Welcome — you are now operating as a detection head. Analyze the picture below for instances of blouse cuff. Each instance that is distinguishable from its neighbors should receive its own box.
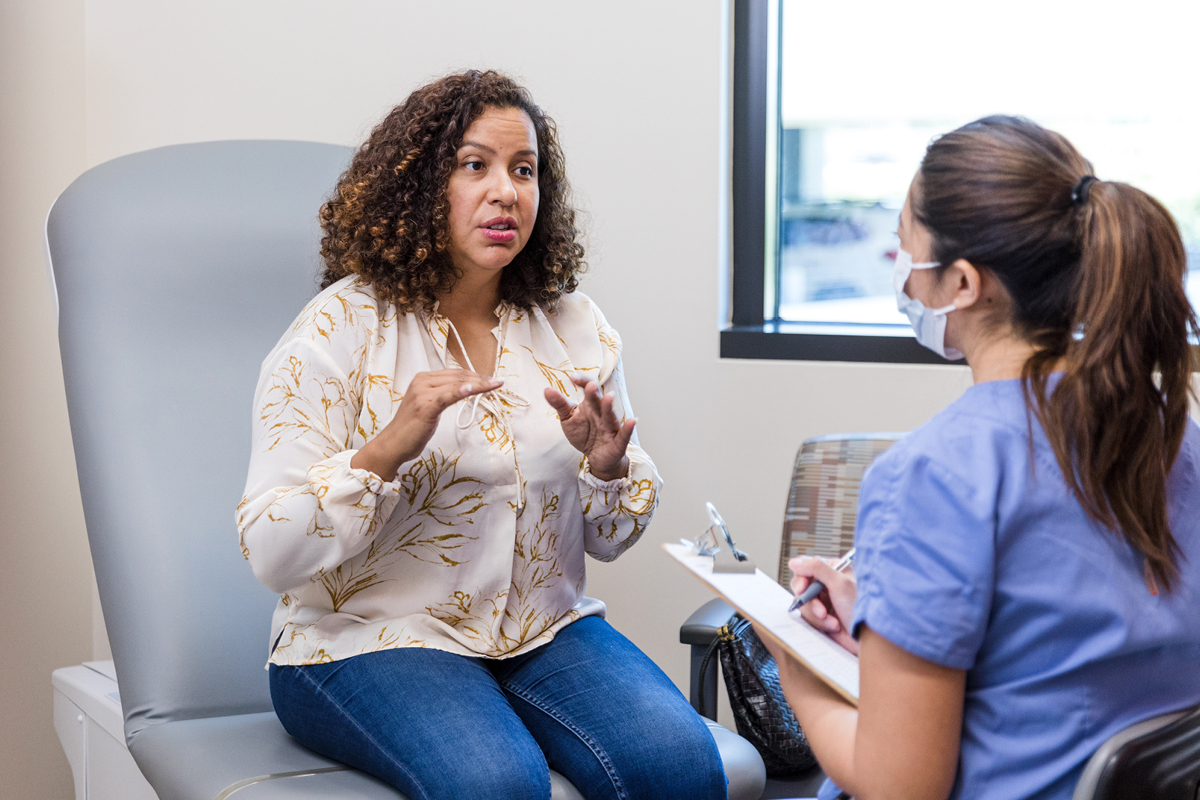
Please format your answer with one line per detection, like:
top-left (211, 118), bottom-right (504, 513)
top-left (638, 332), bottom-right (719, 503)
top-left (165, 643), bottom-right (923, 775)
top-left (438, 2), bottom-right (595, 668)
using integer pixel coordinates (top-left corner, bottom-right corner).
top-left (579, 458), bottom-right (633, 490)
top-left (322, 450), bottom-right (404, 500)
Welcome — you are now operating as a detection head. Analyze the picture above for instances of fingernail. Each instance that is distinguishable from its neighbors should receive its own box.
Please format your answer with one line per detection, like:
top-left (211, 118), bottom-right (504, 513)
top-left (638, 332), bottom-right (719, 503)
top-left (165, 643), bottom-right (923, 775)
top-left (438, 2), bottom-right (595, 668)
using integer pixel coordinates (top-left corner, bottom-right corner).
top-left (461, 383), bottom-right (472, 395)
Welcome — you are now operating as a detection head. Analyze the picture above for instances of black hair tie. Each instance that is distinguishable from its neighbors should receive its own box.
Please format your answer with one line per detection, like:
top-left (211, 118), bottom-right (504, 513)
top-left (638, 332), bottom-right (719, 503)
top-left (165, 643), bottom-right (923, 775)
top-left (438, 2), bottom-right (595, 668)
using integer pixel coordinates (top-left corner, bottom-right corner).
top-left (1071, 175), bottom-right (1098, 208)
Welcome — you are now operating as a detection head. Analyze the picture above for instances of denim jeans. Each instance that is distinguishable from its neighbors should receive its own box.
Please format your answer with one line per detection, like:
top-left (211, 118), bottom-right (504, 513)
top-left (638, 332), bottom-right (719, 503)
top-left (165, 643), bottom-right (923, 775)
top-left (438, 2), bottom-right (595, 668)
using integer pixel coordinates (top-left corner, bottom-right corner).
top-left (269, 616), bottom-right (727, 800)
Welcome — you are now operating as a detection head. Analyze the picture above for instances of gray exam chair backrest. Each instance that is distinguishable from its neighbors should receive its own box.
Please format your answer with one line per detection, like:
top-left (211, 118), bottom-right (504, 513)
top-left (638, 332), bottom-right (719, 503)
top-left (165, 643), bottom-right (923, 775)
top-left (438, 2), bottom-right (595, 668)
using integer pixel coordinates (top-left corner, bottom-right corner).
top-left (49, 140), bottom-right (348, 738)
top-left (48, 141), bottom-right (765, 800)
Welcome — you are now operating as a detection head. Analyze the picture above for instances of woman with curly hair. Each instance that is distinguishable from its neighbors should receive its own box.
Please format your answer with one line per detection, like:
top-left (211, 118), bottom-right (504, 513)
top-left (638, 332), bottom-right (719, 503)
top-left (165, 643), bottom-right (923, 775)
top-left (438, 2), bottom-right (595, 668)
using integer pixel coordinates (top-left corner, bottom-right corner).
top-left (236, 71), bottom-right (727, 800)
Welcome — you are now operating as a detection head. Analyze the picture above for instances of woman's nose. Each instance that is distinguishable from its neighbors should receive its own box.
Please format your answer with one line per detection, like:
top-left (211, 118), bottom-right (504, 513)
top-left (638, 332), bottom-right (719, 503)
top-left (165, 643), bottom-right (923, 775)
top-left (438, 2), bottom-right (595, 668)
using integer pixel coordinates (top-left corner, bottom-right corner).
top-left (488, 174), bottom-right (518, 205)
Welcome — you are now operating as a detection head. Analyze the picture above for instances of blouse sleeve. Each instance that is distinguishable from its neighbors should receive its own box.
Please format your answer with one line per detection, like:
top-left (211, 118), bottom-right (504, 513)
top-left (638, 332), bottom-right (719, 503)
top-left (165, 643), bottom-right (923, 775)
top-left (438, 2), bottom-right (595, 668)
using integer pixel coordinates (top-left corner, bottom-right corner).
top-left (576, 311), bottom-right (662, 562)
top-left (235, 297), bottom-right (404, 595)
top-left (850, 435), bottom-right (997, 670)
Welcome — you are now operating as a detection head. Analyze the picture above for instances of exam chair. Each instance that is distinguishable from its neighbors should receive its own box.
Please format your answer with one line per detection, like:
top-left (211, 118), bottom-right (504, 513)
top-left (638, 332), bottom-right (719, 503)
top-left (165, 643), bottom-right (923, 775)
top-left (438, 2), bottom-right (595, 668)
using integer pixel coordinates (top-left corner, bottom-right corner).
top-left (48, 140), bottom-right (766, 800)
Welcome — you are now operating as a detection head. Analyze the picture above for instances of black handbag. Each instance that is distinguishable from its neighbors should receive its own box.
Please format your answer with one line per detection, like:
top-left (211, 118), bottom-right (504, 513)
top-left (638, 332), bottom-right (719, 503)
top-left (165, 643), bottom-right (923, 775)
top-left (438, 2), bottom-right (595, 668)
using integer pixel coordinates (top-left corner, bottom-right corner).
top-left (698, 613), bottom-right (817, 777)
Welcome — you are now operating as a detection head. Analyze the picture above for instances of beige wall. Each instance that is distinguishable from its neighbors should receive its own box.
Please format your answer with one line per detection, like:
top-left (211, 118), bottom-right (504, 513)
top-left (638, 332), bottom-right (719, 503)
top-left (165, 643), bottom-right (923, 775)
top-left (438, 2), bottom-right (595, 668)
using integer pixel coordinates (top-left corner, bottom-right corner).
top-left (0, 0), bottom-right (1012, 794)
top-left (0, 0), bottom-right (90, 797)
top-left (78, 0), bottom-right (975, 662)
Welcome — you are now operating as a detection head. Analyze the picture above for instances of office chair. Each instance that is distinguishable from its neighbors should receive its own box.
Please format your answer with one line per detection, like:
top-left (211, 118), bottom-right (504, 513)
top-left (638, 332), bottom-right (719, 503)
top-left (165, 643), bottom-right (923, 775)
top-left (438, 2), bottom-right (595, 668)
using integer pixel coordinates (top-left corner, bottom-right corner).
top-left (681, 432), bottom-right (905, 798)
top-left (681, 433), bottom-right (904, 721)
top-left (682, 432), bottom-right (1200, 800)
top-left (1072, 701), bottom-right (1200, 800)
top-left (48, 140), bottom-right (765, 800)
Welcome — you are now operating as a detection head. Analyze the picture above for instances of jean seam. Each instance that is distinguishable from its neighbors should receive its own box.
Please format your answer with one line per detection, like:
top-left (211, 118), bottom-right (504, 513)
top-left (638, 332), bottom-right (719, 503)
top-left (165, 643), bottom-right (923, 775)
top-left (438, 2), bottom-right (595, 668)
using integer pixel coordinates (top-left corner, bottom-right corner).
top-left (290, 665), bottom-right (433, 800)
top-left (502, 681), bottom-right (628, 800)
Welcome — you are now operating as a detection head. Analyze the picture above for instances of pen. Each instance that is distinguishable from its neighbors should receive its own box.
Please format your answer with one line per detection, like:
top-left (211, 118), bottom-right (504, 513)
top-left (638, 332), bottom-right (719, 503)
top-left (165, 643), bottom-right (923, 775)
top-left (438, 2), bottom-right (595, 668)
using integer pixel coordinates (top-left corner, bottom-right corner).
top-left (788, 548), bottom-right (856, 613)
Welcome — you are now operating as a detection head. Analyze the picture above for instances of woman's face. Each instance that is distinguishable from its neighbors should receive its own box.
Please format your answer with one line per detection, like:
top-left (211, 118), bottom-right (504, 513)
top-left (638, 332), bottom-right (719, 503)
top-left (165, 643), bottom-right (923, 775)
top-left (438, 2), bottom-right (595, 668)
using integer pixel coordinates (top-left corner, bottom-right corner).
top-left (444, 106), bottom-right (540, 280)
top-left (897, 182), bottom-right (952, 308)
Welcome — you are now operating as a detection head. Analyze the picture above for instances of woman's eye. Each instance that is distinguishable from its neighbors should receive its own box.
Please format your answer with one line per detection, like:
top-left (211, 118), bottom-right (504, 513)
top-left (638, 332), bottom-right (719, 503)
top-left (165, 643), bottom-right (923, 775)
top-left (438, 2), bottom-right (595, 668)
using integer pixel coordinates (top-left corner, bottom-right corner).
top-left (464, 161), bottom-right (484, 172)
top-left (515, 165), bottom-right (535, 178)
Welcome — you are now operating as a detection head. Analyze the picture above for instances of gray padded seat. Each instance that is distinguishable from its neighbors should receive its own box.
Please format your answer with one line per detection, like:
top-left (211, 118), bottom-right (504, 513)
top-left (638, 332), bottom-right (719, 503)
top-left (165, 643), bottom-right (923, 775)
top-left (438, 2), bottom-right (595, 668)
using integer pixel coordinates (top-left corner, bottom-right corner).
top-left (47, 140), bottom-right (766, 800)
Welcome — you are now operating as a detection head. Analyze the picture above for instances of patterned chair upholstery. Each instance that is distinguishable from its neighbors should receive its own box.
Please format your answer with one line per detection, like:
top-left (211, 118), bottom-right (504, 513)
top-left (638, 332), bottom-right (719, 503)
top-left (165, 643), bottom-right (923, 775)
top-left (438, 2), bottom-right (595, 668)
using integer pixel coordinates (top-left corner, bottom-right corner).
top-left (775, 434), bottom-right (905, 583)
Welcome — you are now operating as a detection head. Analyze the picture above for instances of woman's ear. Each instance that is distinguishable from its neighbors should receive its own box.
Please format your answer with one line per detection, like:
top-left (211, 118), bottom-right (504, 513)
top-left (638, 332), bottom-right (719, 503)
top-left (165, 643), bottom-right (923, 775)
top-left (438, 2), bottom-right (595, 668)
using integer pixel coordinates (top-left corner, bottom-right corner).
top-left (943, 258), bottom-right (983, 311)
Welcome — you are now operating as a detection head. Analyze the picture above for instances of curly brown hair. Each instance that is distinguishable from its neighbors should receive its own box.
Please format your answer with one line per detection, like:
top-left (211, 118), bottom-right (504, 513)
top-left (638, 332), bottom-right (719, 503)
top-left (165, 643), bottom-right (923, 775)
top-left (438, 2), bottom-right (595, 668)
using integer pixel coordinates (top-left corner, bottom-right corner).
top-left (318, 70), bottom-right (585, 312)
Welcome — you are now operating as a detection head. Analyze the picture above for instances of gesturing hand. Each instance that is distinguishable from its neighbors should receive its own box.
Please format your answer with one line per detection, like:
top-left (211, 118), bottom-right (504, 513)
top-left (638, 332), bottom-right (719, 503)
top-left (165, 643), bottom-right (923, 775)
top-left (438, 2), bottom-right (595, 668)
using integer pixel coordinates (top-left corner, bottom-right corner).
top-left (544, 375), bottom-right (635, 482)
top-left (789, 556), bottom-right (860, 656)
top-left (351, 369), bottom-right (502, 481)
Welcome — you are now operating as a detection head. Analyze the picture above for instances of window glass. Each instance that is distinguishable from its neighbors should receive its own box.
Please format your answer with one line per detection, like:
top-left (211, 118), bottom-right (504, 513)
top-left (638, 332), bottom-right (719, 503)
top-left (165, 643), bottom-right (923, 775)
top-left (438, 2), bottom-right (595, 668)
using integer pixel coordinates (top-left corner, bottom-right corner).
top-left (777, 0), bottom-right (1200, 326)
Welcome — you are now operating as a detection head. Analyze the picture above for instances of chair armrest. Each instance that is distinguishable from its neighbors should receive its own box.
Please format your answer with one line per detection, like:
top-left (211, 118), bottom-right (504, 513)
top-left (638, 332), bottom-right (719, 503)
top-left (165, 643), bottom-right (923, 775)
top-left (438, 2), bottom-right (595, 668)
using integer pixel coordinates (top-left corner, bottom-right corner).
top-left (680, 598), bottom-right (735, 645)
top-left (681, 598), bottom-right (735, 719)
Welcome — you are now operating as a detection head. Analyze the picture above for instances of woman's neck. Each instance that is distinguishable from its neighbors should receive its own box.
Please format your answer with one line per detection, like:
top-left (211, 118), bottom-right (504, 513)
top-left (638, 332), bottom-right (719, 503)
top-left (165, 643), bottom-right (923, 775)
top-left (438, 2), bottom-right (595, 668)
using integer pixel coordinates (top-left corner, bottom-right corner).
top-left (437, 268), bottom-right (502, 323)
top-left (960, 326), bottom-right (1039, 384)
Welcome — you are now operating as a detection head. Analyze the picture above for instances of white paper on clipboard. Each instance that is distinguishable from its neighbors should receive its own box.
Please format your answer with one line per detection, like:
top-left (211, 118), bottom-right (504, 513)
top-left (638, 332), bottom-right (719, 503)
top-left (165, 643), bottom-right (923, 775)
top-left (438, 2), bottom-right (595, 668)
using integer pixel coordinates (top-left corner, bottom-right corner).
top-left (664, 542), bottom-right (860, 704)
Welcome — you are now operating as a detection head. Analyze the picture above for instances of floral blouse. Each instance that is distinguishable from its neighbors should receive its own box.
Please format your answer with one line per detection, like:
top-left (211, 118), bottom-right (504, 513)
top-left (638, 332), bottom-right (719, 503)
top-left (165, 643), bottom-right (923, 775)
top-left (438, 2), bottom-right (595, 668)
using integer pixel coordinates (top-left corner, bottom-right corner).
top-left (236, 277), bottom-right (661, 666)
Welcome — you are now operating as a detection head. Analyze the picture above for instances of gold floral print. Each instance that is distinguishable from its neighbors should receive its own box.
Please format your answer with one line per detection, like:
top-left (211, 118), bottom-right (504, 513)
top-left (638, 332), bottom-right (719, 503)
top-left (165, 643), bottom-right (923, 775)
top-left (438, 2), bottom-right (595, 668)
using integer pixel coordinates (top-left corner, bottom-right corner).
top-left (520, 346), bottom-right (597, 395)
top-left (426, 588), bottom-right (510, 651)
top-left (366, 626), bottom-right (427, 652)
top-left (271, 627), bottom-right (309, 660)
top-left (397, 449), bottom-right (487, 527)
top-left (597, 325), bottom-right (620, 359)
top-left (239, 282), bottom-right (661, 668)
top-left (513, 490), bottom-right (565, 600)
top-left (260, 357), bottom-right (353, 453)
top-left (295, 285), bottom-right (395, 345)
top-left (502, 491), bottom-right (569, 647)
top-left (473, 388), bottom-right (529, 454)
top-left (582, 473), bottom-right (659, 562)
top-left (422, 490), bottom-right (571, 657)
top-left (236, 495), bottom-right (252, 560)
top-left (317, 450), bottom-right (485, 611)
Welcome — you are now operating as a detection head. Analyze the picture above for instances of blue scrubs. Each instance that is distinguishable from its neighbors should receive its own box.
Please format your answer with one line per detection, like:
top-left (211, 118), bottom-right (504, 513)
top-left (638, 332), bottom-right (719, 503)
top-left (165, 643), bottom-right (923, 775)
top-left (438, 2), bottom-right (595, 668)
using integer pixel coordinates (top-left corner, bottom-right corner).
top-left (848, 377), bottom-right (1200, 800)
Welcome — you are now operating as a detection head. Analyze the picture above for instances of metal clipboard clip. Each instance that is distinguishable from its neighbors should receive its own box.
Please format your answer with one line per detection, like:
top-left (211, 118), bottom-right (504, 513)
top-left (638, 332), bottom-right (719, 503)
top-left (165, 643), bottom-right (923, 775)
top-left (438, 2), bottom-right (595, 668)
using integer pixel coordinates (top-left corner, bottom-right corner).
top-left (678, 502), bottom-right (756, 574)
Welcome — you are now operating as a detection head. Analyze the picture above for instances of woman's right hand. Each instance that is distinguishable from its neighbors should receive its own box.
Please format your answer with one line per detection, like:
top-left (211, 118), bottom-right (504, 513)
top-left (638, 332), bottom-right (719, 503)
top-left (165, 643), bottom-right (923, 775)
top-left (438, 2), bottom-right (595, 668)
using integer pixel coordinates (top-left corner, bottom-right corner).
top-left (789, 556), bottom-right (860, 655)
top-left (350, 369), bottom-right (502, 481)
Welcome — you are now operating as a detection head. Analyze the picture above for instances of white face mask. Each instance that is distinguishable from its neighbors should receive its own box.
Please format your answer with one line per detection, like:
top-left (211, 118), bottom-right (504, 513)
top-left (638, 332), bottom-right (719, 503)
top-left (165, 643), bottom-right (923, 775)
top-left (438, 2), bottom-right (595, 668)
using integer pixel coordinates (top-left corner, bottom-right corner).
top-left (892, 246), bottom-right (963, 360)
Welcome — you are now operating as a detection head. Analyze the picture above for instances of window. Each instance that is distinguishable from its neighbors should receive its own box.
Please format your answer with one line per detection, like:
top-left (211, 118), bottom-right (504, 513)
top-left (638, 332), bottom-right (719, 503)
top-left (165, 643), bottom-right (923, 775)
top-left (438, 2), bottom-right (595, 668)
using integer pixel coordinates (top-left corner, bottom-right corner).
top-left (724, 0), bottom-right (1200, 362)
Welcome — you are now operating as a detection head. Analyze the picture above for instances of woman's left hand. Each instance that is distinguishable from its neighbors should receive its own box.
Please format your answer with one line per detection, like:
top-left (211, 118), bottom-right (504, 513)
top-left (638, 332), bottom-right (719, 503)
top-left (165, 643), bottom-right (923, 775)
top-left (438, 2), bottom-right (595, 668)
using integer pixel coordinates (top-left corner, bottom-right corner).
top-left (544, 375), bottom-right (635, 481)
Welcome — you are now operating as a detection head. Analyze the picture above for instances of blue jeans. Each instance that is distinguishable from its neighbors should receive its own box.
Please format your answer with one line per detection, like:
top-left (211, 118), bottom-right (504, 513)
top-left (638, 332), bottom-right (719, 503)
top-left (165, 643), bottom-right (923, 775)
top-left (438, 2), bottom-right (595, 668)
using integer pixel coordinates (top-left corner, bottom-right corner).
top-left (269, 616), bottom-right (727, 800)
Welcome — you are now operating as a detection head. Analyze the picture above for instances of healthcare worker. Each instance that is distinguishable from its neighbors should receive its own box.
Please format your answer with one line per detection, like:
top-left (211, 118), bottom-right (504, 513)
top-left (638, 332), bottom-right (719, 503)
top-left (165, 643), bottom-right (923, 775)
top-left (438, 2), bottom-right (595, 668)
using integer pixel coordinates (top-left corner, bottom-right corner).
top-left (762, 115), bottom-right (1200, 800)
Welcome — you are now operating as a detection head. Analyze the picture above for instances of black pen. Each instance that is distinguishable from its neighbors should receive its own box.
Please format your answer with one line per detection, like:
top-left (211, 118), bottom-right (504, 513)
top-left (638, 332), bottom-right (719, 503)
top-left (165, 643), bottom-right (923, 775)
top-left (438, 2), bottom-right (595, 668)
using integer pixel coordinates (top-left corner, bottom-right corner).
top-left (788, 548), bottom-right (856, 612)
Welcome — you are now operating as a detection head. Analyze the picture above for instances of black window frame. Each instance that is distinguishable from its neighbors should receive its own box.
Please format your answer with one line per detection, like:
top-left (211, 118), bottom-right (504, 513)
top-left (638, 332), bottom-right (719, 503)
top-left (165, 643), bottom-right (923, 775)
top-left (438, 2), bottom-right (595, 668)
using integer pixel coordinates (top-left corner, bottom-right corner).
top-left (722, 0), bottom-right (952, 365)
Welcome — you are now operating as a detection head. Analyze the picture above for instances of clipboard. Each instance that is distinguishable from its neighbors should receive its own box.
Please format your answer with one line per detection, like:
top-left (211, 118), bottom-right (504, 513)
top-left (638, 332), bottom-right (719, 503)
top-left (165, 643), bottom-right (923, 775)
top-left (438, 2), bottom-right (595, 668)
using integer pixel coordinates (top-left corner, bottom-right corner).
top-left (664, 541), bottom-right (860, 705)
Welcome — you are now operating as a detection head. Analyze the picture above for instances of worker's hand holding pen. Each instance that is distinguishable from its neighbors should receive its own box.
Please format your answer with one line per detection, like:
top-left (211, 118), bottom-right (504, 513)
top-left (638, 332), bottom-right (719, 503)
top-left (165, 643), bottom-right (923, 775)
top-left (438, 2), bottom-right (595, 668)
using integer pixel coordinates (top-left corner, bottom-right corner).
top-left (788, 552), bottom-right (860, 656)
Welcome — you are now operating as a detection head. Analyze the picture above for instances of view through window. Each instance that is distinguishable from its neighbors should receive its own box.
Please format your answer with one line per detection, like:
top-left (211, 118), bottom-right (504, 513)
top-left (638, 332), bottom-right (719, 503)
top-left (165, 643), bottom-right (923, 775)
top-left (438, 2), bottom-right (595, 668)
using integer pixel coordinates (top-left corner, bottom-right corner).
top-left (776, 0), bottom-right (1200, 329)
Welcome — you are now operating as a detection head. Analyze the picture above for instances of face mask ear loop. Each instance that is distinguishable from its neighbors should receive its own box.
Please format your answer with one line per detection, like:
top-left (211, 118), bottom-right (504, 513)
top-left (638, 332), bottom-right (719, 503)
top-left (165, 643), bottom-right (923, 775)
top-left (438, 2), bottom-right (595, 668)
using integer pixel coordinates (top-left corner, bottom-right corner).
top-left (446, 320), bottom-right (482, 430)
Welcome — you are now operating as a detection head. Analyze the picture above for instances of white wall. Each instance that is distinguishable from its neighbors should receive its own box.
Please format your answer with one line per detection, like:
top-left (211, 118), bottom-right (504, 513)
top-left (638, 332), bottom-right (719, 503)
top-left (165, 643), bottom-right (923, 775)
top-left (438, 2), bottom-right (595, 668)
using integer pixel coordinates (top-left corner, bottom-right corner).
top-left (3, 1), bottom-right (979, 794)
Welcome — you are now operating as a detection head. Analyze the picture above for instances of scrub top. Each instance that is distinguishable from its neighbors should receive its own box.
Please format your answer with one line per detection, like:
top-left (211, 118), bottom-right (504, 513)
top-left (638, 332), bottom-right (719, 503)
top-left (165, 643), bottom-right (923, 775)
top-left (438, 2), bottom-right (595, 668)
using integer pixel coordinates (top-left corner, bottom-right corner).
top-left (850, 377), bottom-right (1200, 800)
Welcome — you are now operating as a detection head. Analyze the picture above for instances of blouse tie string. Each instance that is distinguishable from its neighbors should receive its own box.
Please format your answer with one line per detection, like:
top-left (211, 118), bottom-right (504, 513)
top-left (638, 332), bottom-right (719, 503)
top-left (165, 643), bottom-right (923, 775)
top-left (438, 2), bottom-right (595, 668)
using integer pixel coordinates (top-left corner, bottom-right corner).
top-left (446, 318), bottom-right (485, 430)
top-left (444, 312), bottom-right (528, 512)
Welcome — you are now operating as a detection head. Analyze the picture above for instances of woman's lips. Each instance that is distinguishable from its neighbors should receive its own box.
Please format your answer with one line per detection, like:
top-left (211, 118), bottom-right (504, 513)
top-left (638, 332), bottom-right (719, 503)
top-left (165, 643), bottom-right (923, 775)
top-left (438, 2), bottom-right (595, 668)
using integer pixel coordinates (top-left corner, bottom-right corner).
top-left (481, 227), bottom-right (517, 243)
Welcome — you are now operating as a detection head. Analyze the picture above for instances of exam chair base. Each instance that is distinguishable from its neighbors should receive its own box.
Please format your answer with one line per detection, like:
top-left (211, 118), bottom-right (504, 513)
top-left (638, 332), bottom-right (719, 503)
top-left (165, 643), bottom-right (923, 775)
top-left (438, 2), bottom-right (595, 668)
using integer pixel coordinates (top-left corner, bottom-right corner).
top-left (128, 712), bottom-right (766, 800)
top-left (56, 660), bottom-right (766, 800)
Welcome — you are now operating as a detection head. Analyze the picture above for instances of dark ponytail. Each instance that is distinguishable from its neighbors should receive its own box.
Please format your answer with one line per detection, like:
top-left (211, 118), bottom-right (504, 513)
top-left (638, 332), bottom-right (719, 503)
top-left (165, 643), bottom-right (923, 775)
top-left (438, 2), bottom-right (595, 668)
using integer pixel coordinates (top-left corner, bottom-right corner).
top-left (917, 116), bottom-right (1198, 592)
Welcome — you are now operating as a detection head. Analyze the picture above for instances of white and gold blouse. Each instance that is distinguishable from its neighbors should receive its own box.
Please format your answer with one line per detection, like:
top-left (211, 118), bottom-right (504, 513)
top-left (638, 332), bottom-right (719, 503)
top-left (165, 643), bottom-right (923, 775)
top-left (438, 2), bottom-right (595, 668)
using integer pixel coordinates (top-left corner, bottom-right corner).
top-left (236, 277), bottom-right (661, 667)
